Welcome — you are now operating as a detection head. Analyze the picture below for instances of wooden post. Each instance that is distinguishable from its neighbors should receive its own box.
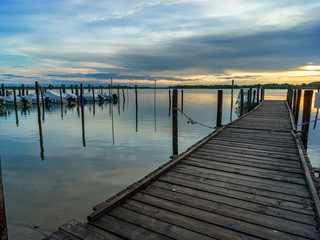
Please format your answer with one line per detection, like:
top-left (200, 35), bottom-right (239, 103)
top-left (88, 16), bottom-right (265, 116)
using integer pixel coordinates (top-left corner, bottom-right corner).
top-left (216, 90), bottom-right (223, 127)
top-left (88, 84), bottom-right (91, 92)
top-left (172, 89), bottom-right (178, 157)
top-left (122, 88), bottom-right (125, 102)
top-left (13, 87), bottom-right (17, 105)
top-left (240, 89), bottom-right (244, 116)
top-left (18, 88), bottom-right (21, 96)
top-left (108, 84), bottom-right (111, 98)
top-left (169, 90), bottom-right (171, 116)
top-left (92, 86), bottom-right (95, 103)
top-left (40, 87), bottom-right (45, 105)
top-left (257, 88), bottom-right (260, 104)
top-left (75, 85), bottom-right (79, 103)
top-left (253, 90), bottom-right (256, 107)
top-left (1, 84), bottom-right (4, 97)
top-left (247, 89), bottom-right (251, 111)
top-left (135, 85), bottom-right (138, 132)
top-left (287, 86), bottom-right (292, 109)
top-left (181, 89), bottom-right (184, 110)
top-left (62, 84), bottom-right (66, 93)
top-left (292, 89), bottom-right (297, 114)
top-left (0, 158), bottom-right (8, 240)
top-left (21, 84), bottom-right (25, 96)
top-left (261, 88), bottom-right (264, 101)
top-left (80, 84), bottom-right (83, 105)
top-left (35, 82), bottom-right (41, 110)
top-left (301, 90), bottom-right (313, 149)
top-left (59, 88), bottom-right (63, 104)
top-left (48, 84), bottom-right (52, 90)
top-left (26, 89), bottom-right (29, 95)
top-left (230, 79), bottom-right (234, 109)
top-left (71, 85), bottom-right (74, 94)
top-left (294, 89), bottom-right (302, 126)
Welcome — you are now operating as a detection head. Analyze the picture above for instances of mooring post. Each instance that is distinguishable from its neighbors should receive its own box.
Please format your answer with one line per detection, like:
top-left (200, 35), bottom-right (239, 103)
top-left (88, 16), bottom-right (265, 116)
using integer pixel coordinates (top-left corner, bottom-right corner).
top-left (135, 85), bottom-right (138, 132)
top-left (122, 88), bottom-right (125, 102)
top-left (92, 86), bottom-right (95, 103)
top-left (21, 84), bottom-right (25, 96)
top-left (18, 88), bottom-right (21, 96)
top-left (88, 84), bottom-right (91, 92)
top-left (48, 84), bottom-right (52, 90)
top-left (261, 88), bottom-right (265, 101)
top-left (0, 158), bottom-right (8, 240)
top-left (26, 89), bottom-right (29, 95)
top-left (181, 89), bottom-right (184, 111)
top-left (1, 84), bottom-right (4, 97)
top-left (216, 90), bottom-right (223, 127)
top-left (292, 89), bottom-right (297, 114)
top-left (80, 83), bottom-right (83, 106)
top-left (301, 90), bottom-right (313, 149)
top-left (108, 84), bottom-right (111, 98)
top-left (75, 85), bottom-right (79, 104)
top-left (253, 90), bottom-right (256, 108)
top-left (35, 82), bottom-right (42, 125)
top-left (247, 89), bottom-right (251, 111)
top-left (240, 89), bottom-right (244, 116)
top-left (59, 87), bottom-right (63, 105)
top-left (71, 85), bottom-right (74, 94)
top-left (62, 84), bottom-right (66, 93)
top-left (172, 89), bottom-right (178, 157)
top-left (294, 89), bottom-right (302, 126)
top-left (13, 87), bottom-right (17, 105)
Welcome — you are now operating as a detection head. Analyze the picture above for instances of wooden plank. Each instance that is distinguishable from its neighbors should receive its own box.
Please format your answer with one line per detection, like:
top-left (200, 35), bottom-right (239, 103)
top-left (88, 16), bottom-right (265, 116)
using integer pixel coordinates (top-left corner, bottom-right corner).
top-left (164, 171), bottom-right (310, 205)
top-left (191, 152), bottom-right (303, 172)
top-left (131, 193), bottom-right (309, 240)
top-left (182, 159), bottom-right (307, 185)
top-left (107, 207), bottom-right (215, 240)
top-left (188, 157), bottom-right (304, 178)
top-left (59, 219), bottom-right (124, 240)
top-left (122, 199), bottom-right (258, 240)
top-left (92, 215), bottom-right (172, 240)
top-left (175, 165), bottom-right (309, 191)
top-left (152, 179), bottom-right (314, 221)
top-left (141, 186), bottom-right (320, 239)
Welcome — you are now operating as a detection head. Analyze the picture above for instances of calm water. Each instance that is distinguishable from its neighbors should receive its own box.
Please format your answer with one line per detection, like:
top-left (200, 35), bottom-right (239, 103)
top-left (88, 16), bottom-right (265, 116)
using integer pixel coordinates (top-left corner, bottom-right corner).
top-left (0, 89), bottom-right (319, 234)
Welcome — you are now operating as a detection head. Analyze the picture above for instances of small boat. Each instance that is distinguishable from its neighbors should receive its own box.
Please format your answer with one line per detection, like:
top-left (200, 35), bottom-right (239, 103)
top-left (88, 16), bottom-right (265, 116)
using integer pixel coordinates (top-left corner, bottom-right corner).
top-left (2, 95), bottom-right (22, 105)
top-left (21, 93), bottom-right (38, 104)
top-left (44, 90), bottom-right (65, 103)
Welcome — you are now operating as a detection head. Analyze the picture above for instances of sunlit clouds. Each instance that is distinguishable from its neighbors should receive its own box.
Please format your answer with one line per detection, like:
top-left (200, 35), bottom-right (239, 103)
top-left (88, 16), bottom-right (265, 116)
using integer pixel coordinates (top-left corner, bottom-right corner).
top-left (0, 0), bottom-right (319, 86)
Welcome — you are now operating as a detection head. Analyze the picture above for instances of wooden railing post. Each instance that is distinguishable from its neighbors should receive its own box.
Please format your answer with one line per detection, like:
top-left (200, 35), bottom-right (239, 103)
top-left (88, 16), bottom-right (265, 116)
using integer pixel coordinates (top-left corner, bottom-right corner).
top-left (292, 89), bottom-right (297, 114)
top-left (172, 89), bottom-right (178, 157)
top-left (1, 84), bottom-right (4, 97)
top-left (216, 90), bottom-right (223, 127)
top-left (294, 89), bottom-right (302, 126)
top-left (0, 158), bottom-right (8, 240)
top-left (257, 89), bottom-right (260, 104)
top-left (301, 90), bottom-right (313, 149)
top-left (240, 89), bottom-right (244, 116)
top-left (253, 90), bottom-right (256, 107)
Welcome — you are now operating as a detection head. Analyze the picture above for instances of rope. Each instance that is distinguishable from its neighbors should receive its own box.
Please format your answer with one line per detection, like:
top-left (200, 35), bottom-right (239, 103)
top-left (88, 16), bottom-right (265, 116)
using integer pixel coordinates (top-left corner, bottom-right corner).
top-left (175, 108), bottom-right (217, 129)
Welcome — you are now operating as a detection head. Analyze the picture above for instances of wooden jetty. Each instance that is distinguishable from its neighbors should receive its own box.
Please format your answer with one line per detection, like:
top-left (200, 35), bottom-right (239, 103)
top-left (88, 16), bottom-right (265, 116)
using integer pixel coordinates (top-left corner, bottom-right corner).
top-left (44, 100), bottom-right (320, 240)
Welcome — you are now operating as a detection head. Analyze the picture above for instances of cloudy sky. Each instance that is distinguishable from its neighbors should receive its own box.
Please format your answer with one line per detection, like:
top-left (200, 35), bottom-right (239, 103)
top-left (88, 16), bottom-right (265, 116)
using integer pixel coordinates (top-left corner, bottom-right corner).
top-left (1, 0), bottom-right (320, 86)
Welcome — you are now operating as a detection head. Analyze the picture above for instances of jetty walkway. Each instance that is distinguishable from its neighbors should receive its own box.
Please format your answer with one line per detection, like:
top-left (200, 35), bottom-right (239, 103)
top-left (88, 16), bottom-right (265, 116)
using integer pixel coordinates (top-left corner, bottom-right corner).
top-left (44, 100), bottom-right (320, 240)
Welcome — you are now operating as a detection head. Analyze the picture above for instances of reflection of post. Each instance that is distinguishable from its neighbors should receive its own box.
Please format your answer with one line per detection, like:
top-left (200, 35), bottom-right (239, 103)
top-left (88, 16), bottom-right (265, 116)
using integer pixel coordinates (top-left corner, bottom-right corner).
top-left (294, 89), bottom-right (302, 126)
top-left (135, 85), bottom-right (138, 132)
top-left (301, 90), bottom-right (313, 150)
top-left (40, 86), bottom-right (45, 121)
top-left (80, 83), bottom-right (86, 147)
top-left (216, 90), bottom-right (223, 127)
top-left (240, 89), bottom-right (244, 116)
top-left (13, 87), bottom-right (19, 126)
top-left (0, 158), bottom-right (8, 240)
top-left (172, 89), bottom-right (178, 157)
top-left (122, 88), bottom-right (125, 102)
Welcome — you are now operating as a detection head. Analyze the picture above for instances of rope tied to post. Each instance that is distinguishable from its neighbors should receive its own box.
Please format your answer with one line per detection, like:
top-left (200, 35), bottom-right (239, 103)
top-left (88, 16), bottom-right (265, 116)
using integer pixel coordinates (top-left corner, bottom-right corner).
top-left (174, 107), bottom-right (217, 129)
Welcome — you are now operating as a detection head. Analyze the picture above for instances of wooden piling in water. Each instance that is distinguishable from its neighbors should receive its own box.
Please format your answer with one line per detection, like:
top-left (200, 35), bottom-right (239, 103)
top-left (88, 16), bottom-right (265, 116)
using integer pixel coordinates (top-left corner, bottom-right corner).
top-left (59, 88), bottom-right (63, 105)
top-left (13, 87), bottom-right (17, 105)
top-left (301, 90), bottom-right (313, 149)
top-left (292, 89), bottom-right (297, 114)
top-left (26, 89), bottom-right (29, 95)
top-left (1, 84), bottom-right (4, 97)
top-left (253, 90), bottom-right (256, 107)
top-left (181, 89), bottom-right (184, 110)
top-left (40, 87), bottom-right (45, 105)
top-left (216, 90), bottom-right (223, 127)
top-left (22, 84), bottom-right (25, 96)
top-left (62, 84), bottom-right (66, 93)
top-left (240, 89), bottom-right (244, 116)
top-left (92, 86), bottom-right (95, 103)
top-left (122, 88), bottom-right (125, 102)
top-left (135, 85), bottom-right (138, 132)
top-left (0, 158), bottom-right (8, 240)
top-left (294, 89), bottom-right (302, 126)
top-left (18, 88), bottom-right (21, 96)
top-left (71, 85), bottom-right (74, 94)
top-left (75, 85), bottom-right (79, 103)
top-left (257, 88), bottom-right (260, 104)
top-left (108, 84), bottom-right (111, 98)
top-left (80, 84), bottom-right (83, 106)
top-left (117, 85), bottom-right (120, 99)
top-left (247, 89), bottom-right (251, 111)
top-left (172, 89), bottom-right (178, 157)
top-left (88, 84), bottom-right (91, 92)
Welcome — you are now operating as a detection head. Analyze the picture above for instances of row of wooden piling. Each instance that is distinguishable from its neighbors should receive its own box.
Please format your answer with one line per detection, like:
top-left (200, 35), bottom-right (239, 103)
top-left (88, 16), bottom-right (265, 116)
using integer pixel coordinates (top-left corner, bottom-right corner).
top-left (286, 87), bottom-right (317, 149)
top-left (170, 88), bottom-right (265, 156)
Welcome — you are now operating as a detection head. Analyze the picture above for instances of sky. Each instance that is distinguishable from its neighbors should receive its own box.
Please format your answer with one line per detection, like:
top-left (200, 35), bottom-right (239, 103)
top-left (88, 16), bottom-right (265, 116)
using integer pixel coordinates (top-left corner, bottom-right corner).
top-left (0, 0), bottom-right (320, 86)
